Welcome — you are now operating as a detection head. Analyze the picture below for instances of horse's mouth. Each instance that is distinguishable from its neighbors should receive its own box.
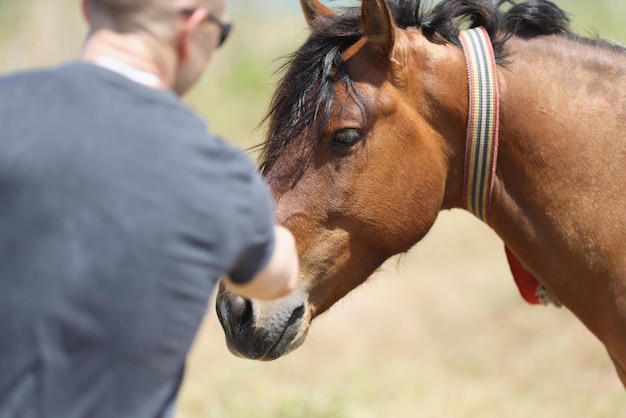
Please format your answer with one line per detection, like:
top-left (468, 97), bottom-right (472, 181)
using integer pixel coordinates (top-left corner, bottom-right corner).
top-left (216, 292), bottom-right (311, 361)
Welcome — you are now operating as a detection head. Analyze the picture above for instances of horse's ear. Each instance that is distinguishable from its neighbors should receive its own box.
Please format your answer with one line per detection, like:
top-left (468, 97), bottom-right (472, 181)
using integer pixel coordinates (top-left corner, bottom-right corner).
top-left (362, 0), bottom-right (396, 62)
top-left (300, 0), bottom-right (336, 27)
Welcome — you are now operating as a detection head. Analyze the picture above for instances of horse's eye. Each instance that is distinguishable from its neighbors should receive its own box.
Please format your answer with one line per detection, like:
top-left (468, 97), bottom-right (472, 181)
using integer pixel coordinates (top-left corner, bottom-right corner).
top-left (331, 129), bottom-right (363, 147)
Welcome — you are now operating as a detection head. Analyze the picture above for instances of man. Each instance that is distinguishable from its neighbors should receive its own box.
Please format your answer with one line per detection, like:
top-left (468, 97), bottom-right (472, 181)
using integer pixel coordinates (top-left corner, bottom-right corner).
top-left (0, 0), bottom-right (299, 417)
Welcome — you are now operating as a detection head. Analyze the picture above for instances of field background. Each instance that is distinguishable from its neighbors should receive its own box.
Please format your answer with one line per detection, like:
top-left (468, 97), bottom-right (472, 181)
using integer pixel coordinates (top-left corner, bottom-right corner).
top-left (1, 0), bottom-right (624, 416)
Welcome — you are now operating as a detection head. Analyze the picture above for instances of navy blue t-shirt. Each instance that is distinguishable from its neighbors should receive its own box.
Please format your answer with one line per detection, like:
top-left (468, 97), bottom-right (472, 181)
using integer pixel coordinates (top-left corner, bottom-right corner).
top-left (0, 63), bottom-right (275, 418)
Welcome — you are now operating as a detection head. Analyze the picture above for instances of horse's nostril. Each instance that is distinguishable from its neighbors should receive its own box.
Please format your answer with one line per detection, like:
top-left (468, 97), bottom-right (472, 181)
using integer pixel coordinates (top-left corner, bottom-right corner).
top-left (225, 295), bottom-right (254, 330)
top-left (228, 294), bottom-right (248, 318)
top-left (216, 294), bottom-right (255, 334)
top-left (239, 299), bottom-right (254, 329)
top-left (287, 304), bottom-right (305, 327)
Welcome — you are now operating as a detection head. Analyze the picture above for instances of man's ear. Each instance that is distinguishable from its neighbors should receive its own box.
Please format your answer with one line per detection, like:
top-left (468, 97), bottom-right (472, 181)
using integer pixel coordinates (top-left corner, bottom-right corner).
top-left (178, 8), bottom-right (208, 61)
top-left (82, 0), bottom-right (91, 22)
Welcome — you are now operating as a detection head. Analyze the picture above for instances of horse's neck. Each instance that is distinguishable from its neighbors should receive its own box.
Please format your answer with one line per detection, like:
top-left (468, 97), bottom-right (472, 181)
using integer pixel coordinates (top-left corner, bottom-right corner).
top-left (488, 35), bottom-right (626, 313)
top-left (499, 36), bottom-right (626, 140)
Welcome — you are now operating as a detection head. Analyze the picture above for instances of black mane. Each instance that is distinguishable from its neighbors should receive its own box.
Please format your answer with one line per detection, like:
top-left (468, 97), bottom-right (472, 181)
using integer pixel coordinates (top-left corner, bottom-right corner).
top-left (259, 0), bottom-right (616, 172)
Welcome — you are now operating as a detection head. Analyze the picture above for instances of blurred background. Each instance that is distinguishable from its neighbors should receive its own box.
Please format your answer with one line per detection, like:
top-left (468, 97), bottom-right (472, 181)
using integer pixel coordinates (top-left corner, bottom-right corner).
top-left (0, 0), bottom-right (624, 416)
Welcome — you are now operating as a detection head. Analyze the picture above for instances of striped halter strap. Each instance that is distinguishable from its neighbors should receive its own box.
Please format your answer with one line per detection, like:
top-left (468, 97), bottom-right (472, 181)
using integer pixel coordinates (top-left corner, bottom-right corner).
top-left (459, 27), bottom-right (500, 223)
top-left (458, 29), bottom-right (559, 306)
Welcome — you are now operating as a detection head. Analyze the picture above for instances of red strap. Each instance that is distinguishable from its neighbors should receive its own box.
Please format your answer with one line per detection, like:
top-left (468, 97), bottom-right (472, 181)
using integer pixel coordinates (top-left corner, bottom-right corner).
top-left (505, 246), bottom-right (542, 304)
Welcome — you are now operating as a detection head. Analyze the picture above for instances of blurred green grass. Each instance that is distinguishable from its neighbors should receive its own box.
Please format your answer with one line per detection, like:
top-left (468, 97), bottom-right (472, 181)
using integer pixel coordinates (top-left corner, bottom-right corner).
top-left (0, 1), bottom-right (624, 417)
top-left (185, 16), bottom-right (307, 149)
top-left (1, 0), bottom-right (624, 151)
top-left (0, 1), bottom-right (308, 150)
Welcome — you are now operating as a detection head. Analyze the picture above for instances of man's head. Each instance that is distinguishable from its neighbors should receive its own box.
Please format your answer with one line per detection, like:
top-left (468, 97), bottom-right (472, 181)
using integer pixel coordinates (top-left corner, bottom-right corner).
top-left (82, 0), bottom-right (230, 95)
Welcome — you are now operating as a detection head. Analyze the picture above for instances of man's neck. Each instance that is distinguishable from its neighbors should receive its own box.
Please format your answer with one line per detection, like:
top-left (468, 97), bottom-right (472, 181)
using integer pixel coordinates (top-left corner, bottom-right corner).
top-left (80, 29), bottom-right (174, 90)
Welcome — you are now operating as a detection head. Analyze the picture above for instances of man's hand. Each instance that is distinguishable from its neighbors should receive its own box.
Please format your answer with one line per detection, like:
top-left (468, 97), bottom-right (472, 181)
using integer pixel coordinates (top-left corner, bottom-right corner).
top-left (222, 225), bottom-right (299, 300)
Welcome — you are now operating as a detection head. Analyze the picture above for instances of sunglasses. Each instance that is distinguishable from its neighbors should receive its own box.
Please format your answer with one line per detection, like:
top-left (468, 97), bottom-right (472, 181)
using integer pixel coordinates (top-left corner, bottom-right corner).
top-left (181, 9), bottom-right (232, 48)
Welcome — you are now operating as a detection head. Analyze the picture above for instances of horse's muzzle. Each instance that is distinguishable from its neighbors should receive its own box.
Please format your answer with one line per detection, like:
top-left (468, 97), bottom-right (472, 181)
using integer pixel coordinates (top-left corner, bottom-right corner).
top-left (215, 288), bottom-right (310, 361)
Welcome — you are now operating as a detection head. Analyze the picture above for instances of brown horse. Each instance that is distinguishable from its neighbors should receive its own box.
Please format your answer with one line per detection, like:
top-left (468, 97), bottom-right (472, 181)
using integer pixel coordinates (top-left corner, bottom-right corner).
top-left (216, 0), bottom-right (626, 384)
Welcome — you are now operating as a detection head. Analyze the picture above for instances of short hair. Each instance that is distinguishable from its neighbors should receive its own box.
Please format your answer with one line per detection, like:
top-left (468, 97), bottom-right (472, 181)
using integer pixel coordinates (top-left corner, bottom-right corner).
top-left (89, 0), bottom-right (153, 18)
top-left (87, 0), bottom-right (185, 33)
top-left (88, 0), bottom-right (215, 16)
top-left (86, 0), bottom-right (217, 39)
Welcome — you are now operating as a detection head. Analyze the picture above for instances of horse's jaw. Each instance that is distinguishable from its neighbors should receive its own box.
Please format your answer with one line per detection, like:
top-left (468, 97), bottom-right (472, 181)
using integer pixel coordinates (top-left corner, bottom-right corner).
top-left (216, 286), bottom-right (312, 361)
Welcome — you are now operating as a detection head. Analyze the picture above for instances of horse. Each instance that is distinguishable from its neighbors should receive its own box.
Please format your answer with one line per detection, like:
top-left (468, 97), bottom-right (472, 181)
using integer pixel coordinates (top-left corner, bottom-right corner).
top-left (216, 0), bottom-right (626, 385)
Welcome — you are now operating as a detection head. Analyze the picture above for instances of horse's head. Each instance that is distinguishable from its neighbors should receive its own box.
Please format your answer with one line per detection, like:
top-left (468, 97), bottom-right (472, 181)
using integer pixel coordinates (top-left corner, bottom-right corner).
top-left (217, 0), bottom-right (470, 360)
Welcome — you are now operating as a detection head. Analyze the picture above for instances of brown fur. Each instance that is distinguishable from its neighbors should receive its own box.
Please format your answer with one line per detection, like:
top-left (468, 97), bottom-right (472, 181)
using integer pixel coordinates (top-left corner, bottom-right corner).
top-left (217, 0), bottom-right (626, 384)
